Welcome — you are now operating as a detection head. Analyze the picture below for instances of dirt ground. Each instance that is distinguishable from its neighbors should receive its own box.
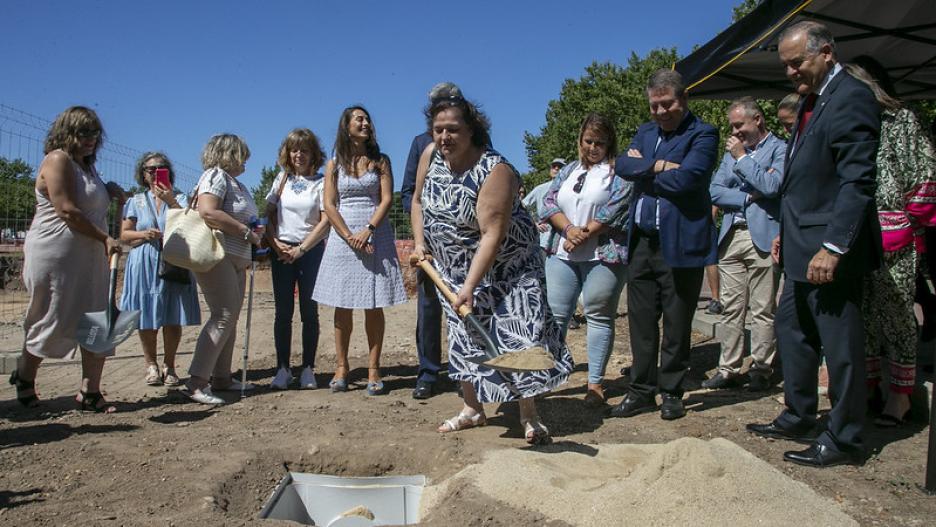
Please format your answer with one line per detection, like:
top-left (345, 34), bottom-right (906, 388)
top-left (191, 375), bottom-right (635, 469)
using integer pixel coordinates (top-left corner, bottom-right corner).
top-left (1, 267), bottom-right (935, 526)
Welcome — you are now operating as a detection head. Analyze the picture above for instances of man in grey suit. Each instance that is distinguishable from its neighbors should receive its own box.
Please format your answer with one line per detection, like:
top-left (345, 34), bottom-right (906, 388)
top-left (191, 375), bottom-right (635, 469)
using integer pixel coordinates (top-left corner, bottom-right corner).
top-left (706, 97), bottom-right (785, 392)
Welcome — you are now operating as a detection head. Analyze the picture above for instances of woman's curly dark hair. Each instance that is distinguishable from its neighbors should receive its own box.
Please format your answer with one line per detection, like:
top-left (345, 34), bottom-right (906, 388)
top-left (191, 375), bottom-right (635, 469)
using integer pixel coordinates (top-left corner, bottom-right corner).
top-left (425, 96), bottom-right (491, 148)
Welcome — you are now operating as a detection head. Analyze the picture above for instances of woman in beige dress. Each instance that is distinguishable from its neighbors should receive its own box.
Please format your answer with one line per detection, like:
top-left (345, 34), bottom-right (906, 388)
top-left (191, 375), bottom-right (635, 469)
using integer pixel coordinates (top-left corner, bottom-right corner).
top-left (9, 106), bottom-right (126, 413)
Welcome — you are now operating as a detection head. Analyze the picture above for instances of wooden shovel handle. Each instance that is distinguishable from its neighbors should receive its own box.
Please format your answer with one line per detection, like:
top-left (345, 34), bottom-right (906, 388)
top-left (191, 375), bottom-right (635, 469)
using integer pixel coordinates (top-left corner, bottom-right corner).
top-left (409, 254), bottom-right (472, 318)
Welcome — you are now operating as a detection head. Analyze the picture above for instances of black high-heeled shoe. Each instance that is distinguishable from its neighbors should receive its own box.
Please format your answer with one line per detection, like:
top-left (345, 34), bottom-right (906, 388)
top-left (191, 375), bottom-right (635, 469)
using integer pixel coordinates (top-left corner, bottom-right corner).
top-left (8, 370), bottom-right (39, 407)
top-left (76, 390), bottom-right (116, 414)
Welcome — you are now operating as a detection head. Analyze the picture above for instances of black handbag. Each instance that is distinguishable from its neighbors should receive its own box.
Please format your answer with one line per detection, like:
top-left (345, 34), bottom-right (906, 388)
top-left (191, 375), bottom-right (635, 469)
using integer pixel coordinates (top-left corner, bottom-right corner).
top-left (143, 192), bottom-right (192, 284)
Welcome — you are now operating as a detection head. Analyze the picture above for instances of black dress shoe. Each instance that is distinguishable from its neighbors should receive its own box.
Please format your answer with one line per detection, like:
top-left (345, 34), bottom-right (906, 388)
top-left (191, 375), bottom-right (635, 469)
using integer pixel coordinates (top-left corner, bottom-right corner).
top-left (412, 380), bottom-right (433, 400)
top-left (783, 442), bottom-right (862, 468)
top-left (660, 393), bottom-right (686, 420)
top-left (747, 372), bottom-right (771, 392)
top-left (745, 421), bottom-right (813, 443)
top-left (701, 371), bottom-right (741, 390)
top-left (606, 393), bottom-right (656, 418)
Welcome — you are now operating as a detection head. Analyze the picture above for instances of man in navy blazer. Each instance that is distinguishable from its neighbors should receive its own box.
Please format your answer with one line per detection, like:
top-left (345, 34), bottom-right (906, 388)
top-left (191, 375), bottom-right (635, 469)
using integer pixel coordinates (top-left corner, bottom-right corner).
top-left (706, 97), bottom-right (784, 392)
top-left (401, 83), bottom-right (462, 400)
top-left (747, 21), bottom-right (881, 468)
top-left (608, 69), bottom-right (719, 421)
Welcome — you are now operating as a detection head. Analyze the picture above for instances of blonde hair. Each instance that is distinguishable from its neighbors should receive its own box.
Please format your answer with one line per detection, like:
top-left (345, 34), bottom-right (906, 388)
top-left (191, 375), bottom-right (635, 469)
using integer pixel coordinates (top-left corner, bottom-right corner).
top-left (43, 106), bottom-right (105, 164)
top-left (201, 133), bottom-right (250, 172)
top-left (277, 128), bottom-right (325, 175)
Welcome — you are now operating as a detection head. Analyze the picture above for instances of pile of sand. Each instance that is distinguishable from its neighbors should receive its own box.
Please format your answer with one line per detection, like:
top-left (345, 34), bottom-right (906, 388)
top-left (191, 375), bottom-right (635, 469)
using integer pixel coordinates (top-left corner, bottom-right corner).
top-left (420, 437), bottom-right (857, 526)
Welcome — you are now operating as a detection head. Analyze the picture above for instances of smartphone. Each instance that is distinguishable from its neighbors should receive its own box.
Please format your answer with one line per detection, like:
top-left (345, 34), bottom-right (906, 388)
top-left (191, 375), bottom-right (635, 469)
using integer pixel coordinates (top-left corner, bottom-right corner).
top-left (154, 168), bottom-right (171, 188)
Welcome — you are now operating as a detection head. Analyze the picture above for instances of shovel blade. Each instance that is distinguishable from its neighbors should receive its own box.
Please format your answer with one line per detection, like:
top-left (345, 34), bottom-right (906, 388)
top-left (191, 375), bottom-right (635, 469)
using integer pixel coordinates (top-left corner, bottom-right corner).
top-left (76, 309), bottom-right (141, 355)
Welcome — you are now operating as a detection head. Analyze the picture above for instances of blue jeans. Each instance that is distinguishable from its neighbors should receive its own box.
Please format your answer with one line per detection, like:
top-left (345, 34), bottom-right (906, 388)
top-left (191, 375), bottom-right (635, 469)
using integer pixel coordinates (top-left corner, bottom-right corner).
top-left (545, 256), bottom-right (626, 384)
top-left (271, 243), bottom-right (324, 369)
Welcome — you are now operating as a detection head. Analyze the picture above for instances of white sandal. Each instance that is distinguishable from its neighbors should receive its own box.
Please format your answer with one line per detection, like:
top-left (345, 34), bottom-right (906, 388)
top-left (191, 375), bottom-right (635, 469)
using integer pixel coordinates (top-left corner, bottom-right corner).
top-left (521, 417), bottom-right (551, 445)
top-left (438, 410), bottom-right (487, 433)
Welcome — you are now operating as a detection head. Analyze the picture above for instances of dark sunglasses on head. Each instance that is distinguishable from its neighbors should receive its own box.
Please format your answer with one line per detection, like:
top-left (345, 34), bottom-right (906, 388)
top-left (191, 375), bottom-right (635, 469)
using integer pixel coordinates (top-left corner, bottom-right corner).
top-left (77, 128), bottom-right (101, 139)
top-left (143, 165), bottom-right (169, 173)
top-left (572, 171), bottom-right (587, 193)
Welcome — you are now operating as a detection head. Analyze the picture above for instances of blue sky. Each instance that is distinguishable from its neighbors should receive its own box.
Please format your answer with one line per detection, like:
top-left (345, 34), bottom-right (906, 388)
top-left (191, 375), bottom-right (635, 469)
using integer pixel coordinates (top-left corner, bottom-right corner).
top-left (1, 0), bottom-right (742, 190)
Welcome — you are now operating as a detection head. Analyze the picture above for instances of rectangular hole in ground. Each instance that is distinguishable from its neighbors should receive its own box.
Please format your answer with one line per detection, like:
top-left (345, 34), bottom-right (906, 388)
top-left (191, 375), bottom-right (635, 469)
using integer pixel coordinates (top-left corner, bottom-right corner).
top-left (259, 472), bottom-right (426, 526)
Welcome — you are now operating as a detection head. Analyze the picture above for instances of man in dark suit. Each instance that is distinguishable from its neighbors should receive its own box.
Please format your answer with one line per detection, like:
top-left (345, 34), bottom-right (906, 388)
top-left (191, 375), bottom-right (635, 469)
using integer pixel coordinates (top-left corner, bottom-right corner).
top-left (401, 82), bottom-right (462, 400)
top-left (746, 21), bottom-right (881, 468)
top-left (609, 69), bottom-right (719, 420)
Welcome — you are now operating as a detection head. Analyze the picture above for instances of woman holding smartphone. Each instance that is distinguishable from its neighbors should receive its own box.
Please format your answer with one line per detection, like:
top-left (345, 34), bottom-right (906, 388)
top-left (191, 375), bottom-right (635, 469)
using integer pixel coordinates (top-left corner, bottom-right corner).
top-left (265, 129), bottom-right (330, 390)
top-left (119, 152), bottom-right (201, 387)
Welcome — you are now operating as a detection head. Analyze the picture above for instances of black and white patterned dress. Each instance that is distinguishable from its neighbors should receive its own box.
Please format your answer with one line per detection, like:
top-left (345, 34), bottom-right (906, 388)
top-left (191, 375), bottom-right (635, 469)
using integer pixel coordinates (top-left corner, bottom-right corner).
top-left (421, 148), bottom-right (573, 402)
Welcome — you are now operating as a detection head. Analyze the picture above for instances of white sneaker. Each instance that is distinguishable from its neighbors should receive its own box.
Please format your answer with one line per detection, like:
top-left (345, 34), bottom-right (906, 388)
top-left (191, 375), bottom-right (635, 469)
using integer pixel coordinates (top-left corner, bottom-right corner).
top-left (182, 385), bottom-right (224, 405)
top-left (299, 366), bottom-right (317, 389)
top-left (271, 367), bottom-right (293, 390)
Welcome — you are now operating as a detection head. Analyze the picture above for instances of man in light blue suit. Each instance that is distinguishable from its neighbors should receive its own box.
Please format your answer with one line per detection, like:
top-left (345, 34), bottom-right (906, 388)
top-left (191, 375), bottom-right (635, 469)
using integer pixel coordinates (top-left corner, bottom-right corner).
top-left (706, 97), bottom-right (785, 392)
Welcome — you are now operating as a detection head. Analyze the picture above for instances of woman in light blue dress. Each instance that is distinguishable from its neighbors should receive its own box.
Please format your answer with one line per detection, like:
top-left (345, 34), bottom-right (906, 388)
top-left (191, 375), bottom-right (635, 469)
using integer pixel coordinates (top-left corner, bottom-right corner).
top-left (119, 152), bottom-right (201, 387)
top-left (312, 106), bottom-right (407, 396)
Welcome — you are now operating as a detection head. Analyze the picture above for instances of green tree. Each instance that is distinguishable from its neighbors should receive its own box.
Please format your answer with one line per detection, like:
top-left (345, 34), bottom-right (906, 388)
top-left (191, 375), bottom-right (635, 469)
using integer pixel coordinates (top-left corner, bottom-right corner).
top-left (252, 165), bottom-right (280, 212)
top-left (523, 48), bottom-right (681, 189)
top-left (731, 0), bottom-right (759, 21)
top-left (522, 0), bottom-right (803, 187)
top-left (388, 191), bottom-right (412, 239)
top-left (0, 157), bottom-right (37, 233)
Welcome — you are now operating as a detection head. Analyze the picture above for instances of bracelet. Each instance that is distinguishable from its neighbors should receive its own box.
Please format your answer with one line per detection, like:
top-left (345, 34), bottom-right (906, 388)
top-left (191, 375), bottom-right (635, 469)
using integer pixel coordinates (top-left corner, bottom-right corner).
top-left (562, 224), bottom-right (574, 238)
top-left (243, 226), bottom-right (251, 240)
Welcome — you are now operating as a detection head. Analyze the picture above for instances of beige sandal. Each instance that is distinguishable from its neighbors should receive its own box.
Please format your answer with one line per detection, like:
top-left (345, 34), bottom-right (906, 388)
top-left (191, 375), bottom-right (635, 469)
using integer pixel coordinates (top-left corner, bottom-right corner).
top-left (438, 410), bottom-right (487, 433)
top-left (521, 417), bottom-right (551, 445)
top-left (163, 367), bottom-right (181, 387)
top-left (145, 365), bottom-right (163, 386)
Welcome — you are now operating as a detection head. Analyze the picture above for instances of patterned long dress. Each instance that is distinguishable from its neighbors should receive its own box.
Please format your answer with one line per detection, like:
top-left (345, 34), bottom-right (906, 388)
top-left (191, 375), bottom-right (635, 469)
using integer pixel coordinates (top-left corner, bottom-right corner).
top-left (421, 148), bottom-right (573, 403)
top-left (864, 107), bottom-right (936, 393)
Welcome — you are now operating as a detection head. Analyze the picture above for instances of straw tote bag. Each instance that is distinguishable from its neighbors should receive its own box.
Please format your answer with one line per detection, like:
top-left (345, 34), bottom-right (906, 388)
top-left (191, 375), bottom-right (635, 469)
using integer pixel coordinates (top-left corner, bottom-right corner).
top-left (140, 192), bottom-right (192, 284)
top-left (163, 179), bottom-right (225, 273)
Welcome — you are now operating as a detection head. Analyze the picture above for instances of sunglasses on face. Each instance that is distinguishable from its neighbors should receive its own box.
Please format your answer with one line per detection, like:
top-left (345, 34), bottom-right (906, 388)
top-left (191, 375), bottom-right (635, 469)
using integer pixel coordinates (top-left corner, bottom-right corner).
top-left (572, 171), bottom-right (587, 193)
top-left (77, 128), bottom-right (101, 139)
top-left (143, 165), bottom-right (169, 173)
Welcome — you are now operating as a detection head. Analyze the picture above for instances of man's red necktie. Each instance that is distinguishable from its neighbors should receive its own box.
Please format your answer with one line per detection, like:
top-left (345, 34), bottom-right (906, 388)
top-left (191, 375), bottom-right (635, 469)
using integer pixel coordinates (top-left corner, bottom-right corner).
top-left (797, 93), bottom-right (818, 137)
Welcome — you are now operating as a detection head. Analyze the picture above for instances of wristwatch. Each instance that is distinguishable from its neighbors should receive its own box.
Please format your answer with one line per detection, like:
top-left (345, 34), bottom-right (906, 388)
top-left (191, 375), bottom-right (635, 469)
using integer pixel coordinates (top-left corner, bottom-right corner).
top-left (366, 223), bottom-right (376, 232)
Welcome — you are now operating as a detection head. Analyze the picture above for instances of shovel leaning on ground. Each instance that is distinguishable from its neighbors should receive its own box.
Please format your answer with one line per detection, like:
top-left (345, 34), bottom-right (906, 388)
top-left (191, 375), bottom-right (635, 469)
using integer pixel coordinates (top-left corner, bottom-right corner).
top-left (76, 252), bottom-right (141, 355)
top-left (409, 254), bottom-right (554, 374)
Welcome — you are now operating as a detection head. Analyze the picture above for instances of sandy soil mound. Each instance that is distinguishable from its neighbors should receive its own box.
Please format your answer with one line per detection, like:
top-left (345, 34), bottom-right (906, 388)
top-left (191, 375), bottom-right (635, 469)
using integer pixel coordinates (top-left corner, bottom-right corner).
top-left (420, 437), bottom-right (858, 527)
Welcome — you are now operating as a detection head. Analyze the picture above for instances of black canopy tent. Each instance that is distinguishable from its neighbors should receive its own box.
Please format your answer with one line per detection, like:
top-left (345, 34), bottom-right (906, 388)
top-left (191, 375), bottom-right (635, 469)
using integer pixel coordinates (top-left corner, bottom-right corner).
top-left (674, 0), bottom-right (936, 100)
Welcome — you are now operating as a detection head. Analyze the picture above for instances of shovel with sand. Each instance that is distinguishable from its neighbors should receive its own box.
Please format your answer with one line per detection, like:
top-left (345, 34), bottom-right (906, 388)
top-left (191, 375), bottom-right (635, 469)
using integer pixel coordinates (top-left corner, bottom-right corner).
top-left (409, 254), bottom-right (554, 373)
top-left (76, 252), bottom-right (140, 355)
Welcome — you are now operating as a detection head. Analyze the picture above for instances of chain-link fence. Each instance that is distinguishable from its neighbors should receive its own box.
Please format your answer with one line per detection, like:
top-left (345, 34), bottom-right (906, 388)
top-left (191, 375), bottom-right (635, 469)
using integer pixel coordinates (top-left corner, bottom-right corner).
top-left (0, 104), bottom-right (201, 350)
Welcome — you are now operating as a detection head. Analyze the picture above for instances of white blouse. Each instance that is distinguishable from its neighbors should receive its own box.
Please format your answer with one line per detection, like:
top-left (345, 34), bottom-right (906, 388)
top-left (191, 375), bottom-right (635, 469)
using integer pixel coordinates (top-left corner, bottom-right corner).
top-left (265, 171), bottom-right (325, 244)
top-left (555, 161), bottom-right (613, 261)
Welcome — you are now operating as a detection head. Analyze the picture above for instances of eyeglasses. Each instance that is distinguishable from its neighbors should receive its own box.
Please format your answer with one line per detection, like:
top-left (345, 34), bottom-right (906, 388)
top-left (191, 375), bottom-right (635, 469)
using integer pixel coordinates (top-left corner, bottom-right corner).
top-left (572, 171), bottom-right (587, 193)
top-left (77, 128), bottom-right (101, 139)
top-left (143, 165), bottom-right (169, 173)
